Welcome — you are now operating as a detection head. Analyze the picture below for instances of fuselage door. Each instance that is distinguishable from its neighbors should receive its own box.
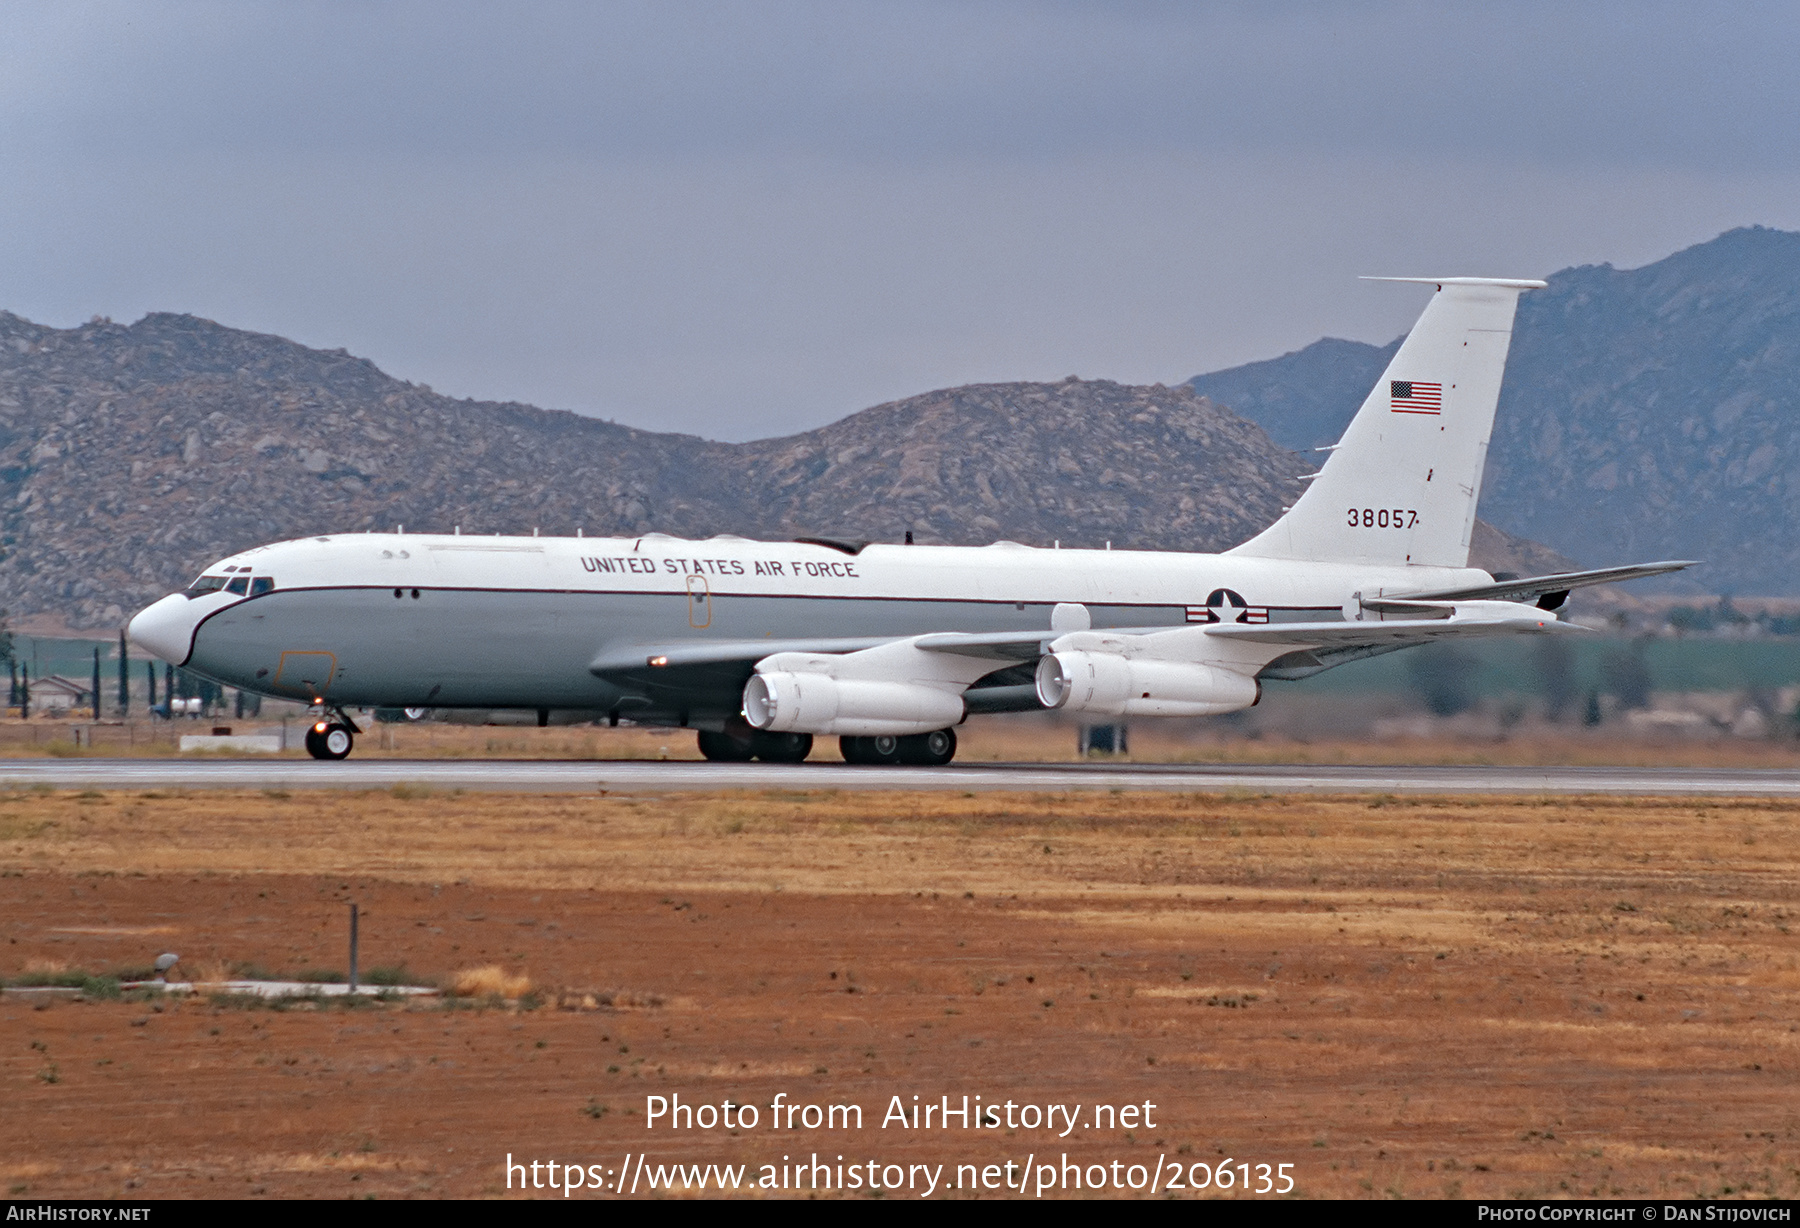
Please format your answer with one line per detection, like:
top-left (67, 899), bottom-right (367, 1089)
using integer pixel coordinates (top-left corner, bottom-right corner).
top-left (686, 573), bottom-right (712, 629)
top-left (272, 650), bottom-right (338, 699)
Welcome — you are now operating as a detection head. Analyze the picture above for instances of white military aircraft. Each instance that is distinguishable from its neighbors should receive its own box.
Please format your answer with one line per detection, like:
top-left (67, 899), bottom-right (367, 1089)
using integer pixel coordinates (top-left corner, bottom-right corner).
top-left (128, 277), bottom-right (1689, 762)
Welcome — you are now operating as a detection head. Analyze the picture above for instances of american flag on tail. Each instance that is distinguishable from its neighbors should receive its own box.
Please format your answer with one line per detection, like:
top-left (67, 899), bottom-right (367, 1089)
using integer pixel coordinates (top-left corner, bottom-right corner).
top-left (1390, 380), bottom-right (1442, 414)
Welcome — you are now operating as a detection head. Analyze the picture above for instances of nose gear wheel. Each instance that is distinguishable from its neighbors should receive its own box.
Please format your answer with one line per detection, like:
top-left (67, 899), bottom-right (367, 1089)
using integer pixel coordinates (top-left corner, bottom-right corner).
top-left (304, 722), bottom-right (355, 760)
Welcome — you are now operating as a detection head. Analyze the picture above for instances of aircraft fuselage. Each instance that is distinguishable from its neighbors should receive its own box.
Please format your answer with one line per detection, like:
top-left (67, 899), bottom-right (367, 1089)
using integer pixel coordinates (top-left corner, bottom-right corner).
top-left (128, 531), bottom-right (1487, 726)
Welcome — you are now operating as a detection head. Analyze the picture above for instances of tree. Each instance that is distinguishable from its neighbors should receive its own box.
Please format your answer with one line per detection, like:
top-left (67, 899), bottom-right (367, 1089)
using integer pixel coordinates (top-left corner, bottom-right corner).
top-left (1408, 644), bottom-right (1480, 717)
top-left (0, 608), bottom-right (12, 673)
top-left (117, 630), bottom-right (130, 717)
top-left (1600, 641), bottom-right (1653, 711)
top-left (91, 646), bottom-right (102, 721)
top-left (1531, 637), bottom-right (1578, 722)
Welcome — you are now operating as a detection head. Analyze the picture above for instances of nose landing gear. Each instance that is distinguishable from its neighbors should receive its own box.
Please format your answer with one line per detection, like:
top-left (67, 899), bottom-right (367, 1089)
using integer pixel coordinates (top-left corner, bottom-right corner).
top-left (303, 701), bottom-right (361, 760)
top-left (304, 721), bottom-right (355, 760)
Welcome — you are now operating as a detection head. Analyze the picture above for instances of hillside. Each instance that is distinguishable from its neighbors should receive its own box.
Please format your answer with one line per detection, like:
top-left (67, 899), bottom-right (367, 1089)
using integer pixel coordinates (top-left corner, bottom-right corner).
top-left (1190, 226), bottom-right (1800, 592)
top-left (0, 313), bottom-right (1308, 629)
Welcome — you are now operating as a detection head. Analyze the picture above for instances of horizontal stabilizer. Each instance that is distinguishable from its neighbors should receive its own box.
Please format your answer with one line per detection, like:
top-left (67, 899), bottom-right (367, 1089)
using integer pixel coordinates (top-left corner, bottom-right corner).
top-left (1403, 560), bottom-right (1697, 605)
top-left (1360, 276), bottom-right (1548, 290)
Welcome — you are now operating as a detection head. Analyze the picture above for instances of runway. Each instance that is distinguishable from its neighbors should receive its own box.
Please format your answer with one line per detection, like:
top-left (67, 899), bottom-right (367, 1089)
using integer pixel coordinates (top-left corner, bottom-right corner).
top-left (2, 757), bottom-right (1797, 796)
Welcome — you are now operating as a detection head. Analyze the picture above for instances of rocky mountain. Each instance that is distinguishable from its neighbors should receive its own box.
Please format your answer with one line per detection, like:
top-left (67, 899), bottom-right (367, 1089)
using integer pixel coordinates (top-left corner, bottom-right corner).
top-left (1190, 226), bottom-right (1800, 593)
top-left (0, 311), bottom-right (749, 629)
top-left (730, 379), bottom-right (1299, 553)
top-left (0, 311), bottom-right (1319, 630)
top-left (1187, 335), bottom-right (1401, 458)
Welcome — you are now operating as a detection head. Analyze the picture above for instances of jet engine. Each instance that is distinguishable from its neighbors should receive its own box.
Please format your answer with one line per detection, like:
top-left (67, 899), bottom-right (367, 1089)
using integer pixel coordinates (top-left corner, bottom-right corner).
top-left (1035, 651), bottom-right (1259, 718)
top-left (743, 671), bottom-right (965, 736)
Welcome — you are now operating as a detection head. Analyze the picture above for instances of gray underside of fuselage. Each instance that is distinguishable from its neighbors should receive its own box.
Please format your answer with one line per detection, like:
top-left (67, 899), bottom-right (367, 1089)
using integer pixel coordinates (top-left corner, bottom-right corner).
top-left (181, 587), bottom-right (1195, 726)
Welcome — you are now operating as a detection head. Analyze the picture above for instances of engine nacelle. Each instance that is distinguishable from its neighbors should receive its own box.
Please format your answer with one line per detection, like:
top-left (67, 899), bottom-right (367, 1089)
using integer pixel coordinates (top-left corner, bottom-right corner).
top-left (1035, 651), bottom-right (1259, 718)
top-left (743, 671), bottom-right (965, 736)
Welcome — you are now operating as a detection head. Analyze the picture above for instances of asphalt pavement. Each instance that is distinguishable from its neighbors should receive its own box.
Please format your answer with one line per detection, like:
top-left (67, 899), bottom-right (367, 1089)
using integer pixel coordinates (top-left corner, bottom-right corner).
top-left (1, 757), bottom-right (1796, 796)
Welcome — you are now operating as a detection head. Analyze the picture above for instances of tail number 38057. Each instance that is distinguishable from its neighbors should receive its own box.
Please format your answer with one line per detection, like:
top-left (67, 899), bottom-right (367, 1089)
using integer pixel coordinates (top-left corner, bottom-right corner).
top-left (1347, 507), bottom-right (1418, 529)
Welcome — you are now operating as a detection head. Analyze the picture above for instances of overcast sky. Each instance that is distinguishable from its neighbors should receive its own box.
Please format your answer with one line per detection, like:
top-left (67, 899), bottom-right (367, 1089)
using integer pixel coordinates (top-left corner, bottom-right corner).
top-left (2, 1), bottom-right (1796, 440)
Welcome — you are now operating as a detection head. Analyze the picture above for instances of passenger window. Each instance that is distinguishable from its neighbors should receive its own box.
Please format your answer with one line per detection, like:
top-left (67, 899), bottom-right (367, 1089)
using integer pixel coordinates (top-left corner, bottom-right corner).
top-left (226, 576), bottom-right (250, 595)
top-left (184, 576), bottom-right (227, 598)
top-left (249, 577), bottom-right (275, 596)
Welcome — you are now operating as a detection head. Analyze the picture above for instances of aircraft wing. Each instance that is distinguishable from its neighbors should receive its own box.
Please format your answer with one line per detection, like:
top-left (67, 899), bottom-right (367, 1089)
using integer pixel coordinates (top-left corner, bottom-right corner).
top-left (1399, 560), bottom-right (1696, 607)
top-left (590, 626), bottom-right (1191, 715)
top-left (588, 627), bottom-right (1105, 677)
top-left (592, 602), bottom-right (1571, 687)
top-left (916, 629), bottom-right (1098, 661)
top-left (593, 601), bottom-right (1578, 709)
top-left (590, 635), bottom-right (899, 676)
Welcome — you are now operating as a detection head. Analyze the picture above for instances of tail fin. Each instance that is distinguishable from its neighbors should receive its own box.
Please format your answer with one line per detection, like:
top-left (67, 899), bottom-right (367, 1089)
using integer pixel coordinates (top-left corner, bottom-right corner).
top-left (1229, 277), bottom-right (1544, 569)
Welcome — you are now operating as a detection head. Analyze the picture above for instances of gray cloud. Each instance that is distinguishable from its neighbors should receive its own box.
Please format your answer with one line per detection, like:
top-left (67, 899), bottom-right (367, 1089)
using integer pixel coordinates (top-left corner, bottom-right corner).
top-left (2, 2), bottom-right (1797, 439)
top-left (8, 2), bottom-right (1796, 168)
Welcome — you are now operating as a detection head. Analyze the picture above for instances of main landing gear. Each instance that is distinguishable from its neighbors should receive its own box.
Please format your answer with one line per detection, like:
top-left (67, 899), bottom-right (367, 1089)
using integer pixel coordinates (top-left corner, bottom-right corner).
top-left (839, 728), bottom-right (957, 766)
top-left (696, 728), bottom-right (815, 763)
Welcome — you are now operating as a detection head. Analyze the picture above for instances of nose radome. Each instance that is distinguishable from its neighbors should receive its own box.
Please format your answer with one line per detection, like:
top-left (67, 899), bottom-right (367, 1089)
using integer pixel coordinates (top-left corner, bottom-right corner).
top-left (128, 593), bottom-right (199, 665)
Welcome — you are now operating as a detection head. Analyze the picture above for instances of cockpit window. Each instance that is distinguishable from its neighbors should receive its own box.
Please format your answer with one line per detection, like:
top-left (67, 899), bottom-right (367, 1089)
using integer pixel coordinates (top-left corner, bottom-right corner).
top-left (226, 576), bottom-right (250, 595)
top-left (183, 575), bottom-right (228, 599)
top-left (249, 576), bottom-right (275, 596)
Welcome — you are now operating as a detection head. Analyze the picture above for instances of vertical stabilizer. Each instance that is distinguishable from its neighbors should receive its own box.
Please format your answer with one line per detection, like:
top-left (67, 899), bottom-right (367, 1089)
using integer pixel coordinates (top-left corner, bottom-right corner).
top-left (1228, 277), bottom-right (1543, 569)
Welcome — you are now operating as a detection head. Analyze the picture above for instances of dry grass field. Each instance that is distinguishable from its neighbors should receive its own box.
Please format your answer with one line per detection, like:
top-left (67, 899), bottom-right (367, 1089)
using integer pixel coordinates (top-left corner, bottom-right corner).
top-left (7, 712), bottom-right (1800, 769)
top-left (2, 785), bottom-right (1798, 1200)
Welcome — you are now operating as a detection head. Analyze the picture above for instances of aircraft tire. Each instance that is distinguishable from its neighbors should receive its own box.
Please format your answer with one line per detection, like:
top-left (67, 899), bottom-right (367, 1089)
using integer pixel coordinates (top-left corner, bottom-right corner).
top-left (752, 732), bottom-right (813, 763)
top-left (897, 728), bottom-right (957, 766)
top-left (697, 729), bottom-right (758, 762)
top-left (840, 734), bottom-right (904, 765)
top-left (305, 723), bottom-right (355, 761)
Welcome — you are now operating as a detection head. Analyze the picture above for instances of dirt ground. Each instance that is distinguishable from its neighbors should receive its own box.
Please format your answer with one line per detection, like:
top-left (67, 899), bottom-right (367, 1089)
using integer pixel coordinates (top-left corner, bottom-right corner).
top-left (3, 786), bottom-right (1798, 1200)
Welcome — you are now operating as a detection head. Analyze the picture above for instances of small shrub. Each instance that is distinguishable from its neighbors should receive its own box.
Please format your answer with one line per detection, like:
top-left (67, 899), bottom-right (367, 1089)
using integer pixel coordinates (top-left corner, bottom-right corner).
top-left (189, 959), bottom-right (234, 984)
top-left (205, 991), bottom-right (273, 1011)
top-left (450, 965), bottom-right (533, 1000)
top-left (362, 965), bottom-right (427, 987)
top-left (12, 969), bottom-right (89, 989)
